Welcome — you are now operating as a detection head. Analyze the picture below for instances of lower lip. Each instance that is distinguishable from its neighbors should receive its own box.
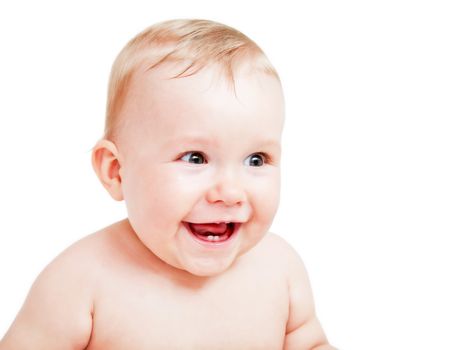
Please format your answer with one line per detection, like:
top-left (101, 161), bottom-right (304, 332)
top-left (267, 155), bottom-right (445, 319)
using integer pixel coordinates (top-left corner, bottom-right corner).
top-left (183, 222), bottom-right (240, 249)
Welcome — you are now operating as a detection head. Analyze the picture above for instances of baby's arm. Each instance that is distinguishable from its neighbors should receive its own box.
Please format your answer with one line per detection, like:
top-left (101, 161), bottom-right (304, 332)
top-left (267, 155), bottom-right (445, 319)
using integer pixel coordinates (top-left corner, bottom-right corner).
top-left (0, 249), bottom-right (93, 350)
top-left (281, 238), bottom-right (336, 350)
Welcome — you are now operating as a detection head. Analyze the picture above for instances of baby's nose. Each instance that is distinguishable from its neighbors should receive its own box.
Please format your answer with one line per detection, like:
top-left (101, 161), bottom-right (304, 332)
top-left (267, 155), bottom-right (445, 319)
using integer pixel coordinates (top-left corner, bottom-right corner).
top-left (205, 170), bottom-right (246, 206)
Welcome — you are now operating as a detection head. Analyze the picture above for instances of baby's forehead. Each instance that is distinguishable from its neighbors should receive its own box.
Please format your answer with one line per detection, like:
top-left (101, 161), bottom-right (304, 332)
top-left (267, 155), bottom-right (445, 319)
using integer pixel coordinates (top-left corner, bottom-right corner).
top-left (113, 60), bottom-right (284, 148)
top-left (117, 80), bottom-right (282, 154)
top-left (127, 63), bottom-right (282, 113)
top-left (133, 59), bottom-right (275, 94)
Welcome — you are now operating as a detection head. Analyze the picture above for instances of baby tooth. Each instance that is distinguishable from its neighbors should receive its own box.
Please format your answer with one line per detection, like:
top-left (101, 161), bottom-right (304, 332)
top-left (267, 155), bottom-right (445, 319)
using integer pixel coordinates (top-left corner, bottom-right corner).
top-left (206, 235), bottom-right (220, 241)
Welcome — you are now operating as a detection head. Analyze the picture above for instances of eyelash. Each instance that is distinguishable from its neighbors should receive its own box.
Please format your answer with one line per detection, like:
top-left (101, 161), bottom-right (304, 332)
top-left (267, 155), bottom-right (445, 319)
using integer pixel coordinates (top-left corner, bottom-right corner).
top-left (177, 151), bottom-right (272, 166)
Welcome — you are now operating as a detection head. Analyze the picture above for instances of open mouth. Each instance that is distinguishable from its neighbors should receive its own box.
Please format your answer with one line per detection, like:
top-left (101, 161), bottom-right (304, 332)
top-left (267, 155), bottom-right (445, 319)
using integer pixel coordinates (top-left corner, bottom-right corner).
top-left (183, 222), bottom-right (239, 243)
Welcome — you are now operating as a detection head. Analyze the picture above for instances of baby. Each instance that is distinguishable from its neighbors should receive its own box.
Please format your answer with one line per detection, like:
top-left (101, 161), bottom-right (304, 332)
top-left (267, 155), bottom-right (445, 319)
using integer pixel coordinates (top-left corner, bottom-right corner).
top-left (1, 19), bottom-right (335, 349)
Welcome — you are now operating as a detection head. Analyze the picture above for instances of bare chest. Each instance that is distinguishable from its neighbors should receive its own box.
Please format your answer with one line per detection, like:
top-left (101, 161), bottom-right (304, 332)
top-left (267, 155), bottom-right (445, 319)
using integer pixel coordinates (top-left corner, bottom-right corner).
top-left (86, 265), bottom-right (288, 349)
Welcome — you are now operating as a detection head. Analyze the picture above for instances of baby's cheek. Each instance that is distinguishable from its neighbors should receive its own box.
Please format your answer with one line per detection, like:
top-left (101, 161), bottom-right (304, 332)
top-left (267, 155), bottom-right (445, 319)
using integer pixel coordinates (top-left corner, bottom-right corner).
top-left (145, 170), bottom-right (205, 217)
top-left (253, 173), bottom-right (280, 214)
top-left (122, 170), bottom-right (168, 220)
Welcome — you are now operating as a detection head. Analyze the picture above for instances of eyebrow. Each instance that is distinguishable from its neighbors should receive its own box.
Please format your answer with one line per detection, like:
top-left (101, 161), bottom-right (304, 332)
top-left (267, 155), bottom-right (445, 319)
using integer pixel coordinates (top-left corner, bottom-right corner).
top-left (163, 135), bottom-right (214, 148)
top-left (256, 139), bottom-right (281, 150)
top-left (163, 135), bottom-right (281, 151)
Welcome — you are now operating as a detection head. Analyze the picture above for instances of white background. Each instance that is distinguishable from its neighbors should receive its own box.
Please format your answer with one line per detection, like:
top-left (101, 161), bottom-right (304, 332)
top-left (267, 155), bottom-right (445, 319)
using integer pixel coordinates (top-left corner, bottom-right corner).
top-left (0, 1), bottom-right (471, 349)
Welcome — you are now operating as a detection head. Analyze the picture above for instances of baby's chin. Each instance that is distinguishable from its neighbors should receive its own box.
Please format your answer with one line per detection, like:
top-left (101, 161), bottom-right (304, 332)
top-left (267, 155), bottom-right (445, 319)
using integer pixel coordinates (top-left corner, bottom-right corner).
top-left (176, 254), bottom-right (239, 278)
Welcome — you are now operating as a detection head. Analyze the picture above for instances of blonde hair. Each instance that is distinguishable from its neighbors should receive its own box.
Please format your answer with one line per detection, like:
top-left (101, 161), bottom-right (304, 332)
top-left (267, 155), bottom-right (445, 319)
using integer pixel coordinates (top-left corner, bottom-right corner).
top-left (103, 19), bottom-right (279, 142)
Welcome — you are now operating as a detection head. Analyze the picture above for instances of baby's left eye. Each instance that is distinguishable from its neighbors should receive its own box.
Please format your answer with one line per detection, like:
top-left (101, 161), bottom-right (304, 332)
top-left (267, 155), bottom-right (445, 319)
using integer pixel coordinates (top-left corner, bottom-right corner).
top-left (179, 151), bottom-right (207, 164)
top-left (244, 153), bottom-right (266, 167)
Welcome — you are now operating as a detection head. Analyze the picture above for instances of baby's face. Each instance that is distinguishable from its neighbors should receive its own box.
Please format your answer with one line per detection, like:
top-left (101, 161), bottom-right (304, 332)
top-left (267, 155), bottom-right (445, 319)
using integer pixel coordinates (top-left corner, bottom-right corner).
top-left (116, 63), bottom-right (284, 277)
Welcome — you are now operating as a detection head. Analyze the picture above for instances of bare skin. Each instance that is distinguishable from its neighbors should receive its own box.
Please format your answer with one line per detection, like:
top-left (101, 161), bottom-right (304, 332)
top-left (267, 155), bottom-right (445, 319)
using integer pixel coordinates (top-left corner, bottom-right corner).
top-left (1, 219), bottom-right (332, 349)
top-left (1, 64), bottom-right (335, 349)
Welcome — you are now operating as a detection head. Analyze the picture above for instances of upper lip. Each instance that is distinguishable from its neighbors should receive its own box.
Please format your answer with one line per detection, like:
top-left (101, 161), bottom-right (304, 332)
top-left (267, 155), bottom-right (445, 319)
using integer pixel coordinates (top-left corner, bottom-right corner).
top-left (183, 220), bottom-right (243, 224)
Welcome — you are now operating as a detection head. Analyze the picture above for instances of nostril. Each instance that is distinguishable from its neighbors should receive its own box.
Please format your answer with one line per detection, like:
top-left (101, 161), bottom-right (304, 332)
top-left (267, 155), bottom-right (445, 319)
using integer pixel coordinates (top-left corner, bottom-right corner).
top-left (205, 183), bottom-right (246, 206)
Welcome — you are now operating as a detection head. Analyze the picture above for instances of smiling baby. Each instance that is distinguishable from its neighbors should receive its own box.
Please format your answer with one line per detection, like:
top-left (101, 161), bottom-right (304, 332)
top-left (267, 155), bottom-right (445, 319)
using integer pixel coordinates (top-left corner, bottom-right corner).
top-left (0, 19), bottom-right (335, 350)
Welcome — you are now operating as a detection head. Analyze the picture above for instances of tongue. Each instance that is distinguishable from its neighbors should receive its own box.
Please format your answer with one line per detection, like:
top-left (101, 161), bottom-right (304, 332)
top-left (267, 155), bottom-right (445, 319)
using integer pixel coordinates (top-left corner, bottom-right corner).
top-left (189, 223), bottom-right (228, 235)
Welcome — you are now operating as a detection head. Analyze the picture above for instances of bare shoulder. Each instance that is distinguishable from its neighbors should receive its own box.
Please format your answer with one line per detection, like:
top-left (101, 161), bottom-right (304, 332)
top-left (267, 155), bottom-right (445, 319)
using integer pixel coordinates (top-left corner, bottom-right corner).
top-left (253, 232), bottom-right (303, 267)
top-left (0, 223), bottom-right (114, 350)
top-left (255, 232), bottom-right (334, 349)
top-left (29, 220), bottom-right (120, 284)
top-left (261, 233), bottom-right (333, 349)
top-left (243, 232), bottom-right (310, 296)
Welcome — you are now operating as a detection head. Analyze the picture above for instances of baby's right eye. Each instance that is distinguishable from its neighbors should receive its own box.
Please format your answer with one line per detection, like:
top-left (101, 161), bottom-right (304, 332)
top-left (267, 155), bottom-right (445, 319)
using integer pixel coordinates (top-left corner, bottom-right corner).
top-left (179, 151), bottom-right (207, 164)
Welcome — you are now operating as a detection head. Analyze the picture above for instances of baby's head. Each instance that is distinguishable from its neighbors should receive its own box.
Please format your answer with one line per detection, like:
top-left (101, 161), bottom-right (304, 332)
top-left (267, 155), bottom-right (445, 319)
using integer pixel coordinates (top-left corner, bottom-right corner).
top-left (92, 19), bottom-right (285, 277)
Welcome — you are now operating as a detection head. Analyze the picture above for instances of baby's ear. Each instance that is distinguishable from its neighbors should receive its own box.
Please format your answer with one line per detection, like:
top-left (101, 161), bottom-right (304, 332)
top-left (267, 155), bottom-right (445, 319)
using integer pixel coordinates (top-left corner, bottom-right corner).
top-left (91, 139), bottom-right (123, 201)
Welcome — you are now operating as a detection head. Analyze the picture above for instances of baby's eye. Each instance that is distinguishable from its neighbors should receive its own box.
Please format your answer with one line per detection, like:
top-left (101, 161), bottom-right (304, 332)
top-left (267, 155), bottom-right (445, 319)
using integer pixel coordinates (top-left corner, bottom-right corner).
top-left (180, 152), bottom-right (207, 164)
top-left (244, 153), bottom-right (266, 167)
